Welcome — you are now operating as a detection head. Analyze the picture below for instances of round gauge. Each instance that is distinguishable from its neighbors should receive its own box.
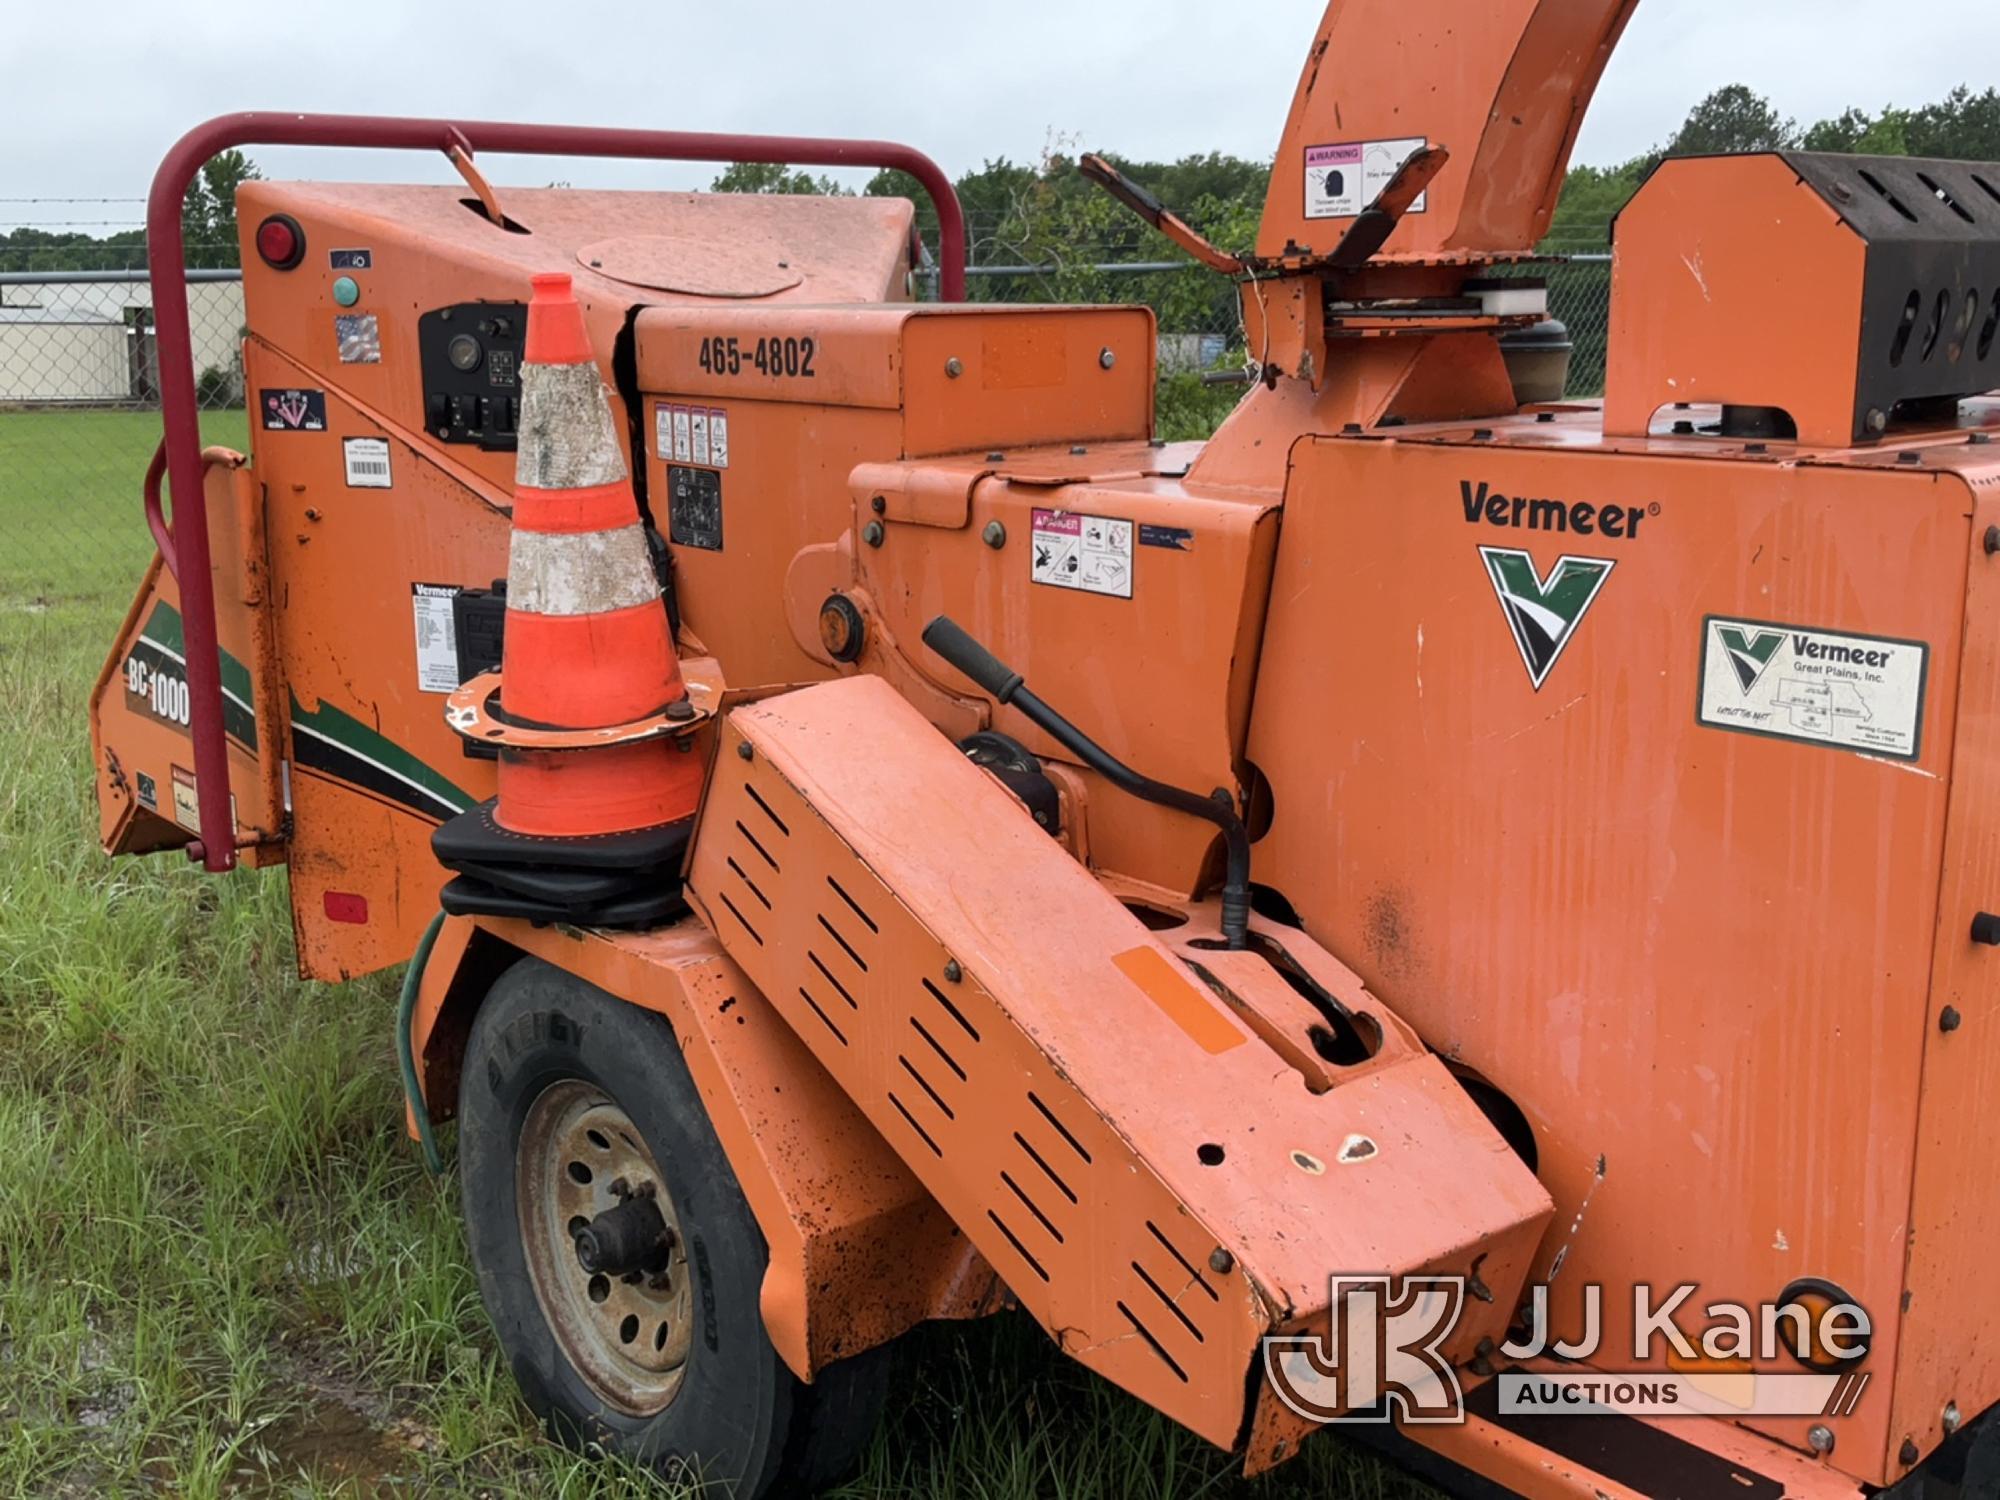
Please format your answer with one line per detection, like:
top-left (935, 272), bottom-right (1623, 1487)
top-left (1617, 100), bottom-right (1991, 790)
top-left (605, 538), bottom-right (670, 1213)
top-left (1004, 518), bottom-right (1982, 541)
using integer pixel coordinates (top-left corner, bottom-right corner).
top-left (447, 333), bottom-right (484, 373)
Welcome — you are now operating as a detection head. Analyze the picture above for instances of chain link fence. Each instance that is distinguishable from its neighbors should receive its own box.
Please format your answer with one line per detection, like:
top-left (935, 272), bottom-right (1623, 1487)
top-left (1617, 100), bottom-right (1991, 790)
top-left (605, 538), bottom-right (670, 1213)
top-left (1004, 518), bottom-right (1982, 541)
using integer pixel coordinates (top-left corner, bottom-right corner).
top-left (0, 244), bottom-right (1610, 611)
top-left (0, 248), bottom-right (248, 606)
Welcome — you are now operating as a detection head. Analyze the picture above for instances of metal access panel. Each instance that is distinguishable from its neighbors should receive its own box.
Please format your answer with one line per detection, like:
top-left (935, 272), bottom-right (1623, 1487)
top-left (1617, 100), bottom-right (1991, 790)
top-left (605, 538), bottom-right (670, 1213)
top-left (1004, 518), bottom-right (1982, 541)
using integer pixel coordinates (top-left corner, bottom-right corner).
top-left (685, 674), bottom-right (1550, 1451)
top-left (1247, 430), bottom-right (2000, 1483)
top-left (1605, 152), bottom-right (2000, 445)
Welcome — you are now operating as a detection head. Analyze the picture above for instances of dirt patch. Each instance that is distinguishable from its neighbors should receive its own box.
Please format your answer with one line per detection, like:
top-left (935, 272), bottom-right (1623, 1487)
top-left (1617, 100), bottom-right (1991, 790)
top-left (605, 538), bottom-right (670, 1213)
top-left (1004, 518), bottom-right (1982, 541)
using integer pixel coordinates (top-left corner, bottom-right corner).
top-left (239, 1394), bottom-right (424, 1496)
top-left (234, 1346), bottom-right (439, 1496)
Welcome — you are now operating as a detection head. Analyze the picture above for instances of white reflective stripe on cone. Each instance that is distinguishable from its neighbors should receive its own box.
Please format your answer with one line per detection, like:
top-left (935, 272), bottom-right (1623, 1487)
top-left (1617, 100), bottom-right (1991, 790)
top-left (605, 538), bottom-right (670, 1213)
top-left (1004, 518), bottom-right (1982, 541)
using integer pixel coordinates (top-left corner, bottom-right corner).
top-left (515, 361), bottom-right (629, 491)
top-left (506, 525), bottom-right (660, 616)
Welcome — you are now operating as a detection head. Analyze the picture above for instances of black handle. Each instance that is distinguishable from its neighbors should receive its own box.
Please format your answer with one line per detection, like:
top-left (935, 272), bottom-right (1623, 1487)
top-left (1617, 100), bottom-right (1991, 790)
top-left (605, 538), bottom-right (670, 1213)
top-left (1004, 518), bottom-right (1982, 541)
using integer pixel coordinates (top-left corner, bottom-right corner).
top-left (922, 616), bottom-right (1024, 704)
top-left (924, 614), bottom-right (1251, 949)
top-left (1973, 912), bottom-right (2000, 946)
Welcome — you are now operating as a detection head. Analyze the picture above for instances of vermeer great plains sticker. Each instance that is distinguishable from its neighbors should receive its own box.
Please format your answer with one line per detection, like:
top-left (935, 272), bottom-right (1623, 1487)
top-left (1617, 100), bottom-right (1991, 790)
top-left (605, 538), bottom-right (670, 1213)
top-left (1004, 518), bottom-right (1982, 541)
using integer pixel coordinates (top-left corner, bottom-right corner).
top-left (1699, 616), bottom-right (1927, 760)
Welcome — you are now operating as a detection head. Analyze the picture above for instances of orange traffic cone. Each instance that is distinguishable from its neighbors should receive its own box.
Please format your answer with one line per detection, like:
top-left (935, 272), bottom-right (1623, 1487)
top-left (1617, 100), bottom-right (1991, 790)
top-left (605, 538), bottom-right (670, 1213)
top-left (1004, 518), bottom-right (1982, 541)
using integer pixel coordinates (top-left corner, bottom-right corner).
top-left (490, 272), bottom-right (702, 838)
top-left (433, 273), bottom-right (707, 928)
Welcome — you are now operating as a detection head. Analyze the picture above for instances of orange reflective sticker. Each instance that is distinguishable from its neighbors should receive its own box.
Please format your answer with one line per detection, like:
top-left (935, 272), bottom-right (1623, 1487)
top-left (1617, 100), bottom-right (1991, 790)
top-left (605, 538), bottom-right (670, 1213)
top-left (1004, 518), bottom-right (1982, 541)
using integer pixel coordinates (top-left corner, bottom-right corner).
top-left (1112, 945), bottom-right (1247, 1055)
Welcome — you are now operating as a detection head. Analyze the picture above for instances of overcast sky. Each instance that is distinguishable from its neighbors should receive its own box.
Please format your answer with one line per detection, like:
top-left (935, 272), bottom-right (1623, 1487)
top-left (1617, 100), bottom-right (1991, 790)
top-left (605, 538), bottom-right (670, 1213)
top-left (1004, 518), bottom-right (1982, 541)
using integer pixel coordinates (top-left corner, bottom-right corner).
top-left (5, 0), bottom-right (1994, 233)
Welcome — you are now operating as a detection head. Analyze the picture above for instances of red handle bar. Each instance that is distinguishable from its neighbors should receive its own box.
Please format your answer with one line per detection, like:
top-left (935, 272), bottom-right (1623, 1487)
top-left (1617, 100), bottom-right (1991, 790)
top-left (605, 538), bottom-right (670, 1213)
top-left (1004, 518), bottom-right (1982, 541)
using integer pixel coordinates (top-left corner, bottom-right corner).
top-left (146, 112), bottom-right (967, 871)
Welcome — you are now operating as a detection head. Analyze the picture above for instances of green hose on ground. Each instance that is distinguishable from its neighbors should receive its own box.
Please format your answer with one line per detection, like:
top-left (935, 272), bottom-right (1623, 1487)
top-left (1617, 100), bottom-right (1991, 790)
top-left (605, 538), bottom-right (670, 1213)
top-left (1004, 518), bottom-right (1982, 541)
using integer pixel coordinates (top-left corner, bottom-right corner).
top-left (397, 909), bottom-right (449, 1175)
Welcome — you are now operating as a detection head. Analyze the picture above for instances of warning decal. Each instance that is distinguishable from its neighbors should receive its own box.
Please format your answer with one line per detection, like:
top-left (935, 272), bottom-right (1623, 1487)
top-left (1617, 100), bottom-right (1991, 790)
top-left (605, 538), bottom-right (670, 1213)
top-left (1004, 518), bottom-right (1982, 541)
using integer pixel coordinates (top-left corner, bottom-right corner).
top-left (668, 466), bottom-right (723, 551)
top-left (1031, 509), bottom-right (1133, 599)
top-left (411, 583), bottom-right (462, 693)
top-left (261, 388), bottom-right (327, 431)
top-left (171, 765), bottom-right (200, 831)
top-left (1698, 616), bottom-right (1927, 761)
top-left (656, 404), bottom-right (730, 469)
top-left (1304, 136), bottom-right (1429, 220)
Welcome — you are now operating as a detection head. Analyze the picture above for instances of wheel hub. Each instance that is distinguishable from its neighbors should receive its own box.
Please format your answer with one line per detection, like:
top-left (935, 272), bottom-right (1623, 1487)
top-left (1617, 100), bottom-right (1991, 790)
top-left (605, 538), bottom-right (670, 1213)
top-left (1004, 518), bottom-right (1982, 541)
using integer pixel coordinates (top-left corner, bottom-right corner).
top-left (574, 1190), bottom-right (674, 1278)
top-left (515, 1080), bottom-right (694, 1416)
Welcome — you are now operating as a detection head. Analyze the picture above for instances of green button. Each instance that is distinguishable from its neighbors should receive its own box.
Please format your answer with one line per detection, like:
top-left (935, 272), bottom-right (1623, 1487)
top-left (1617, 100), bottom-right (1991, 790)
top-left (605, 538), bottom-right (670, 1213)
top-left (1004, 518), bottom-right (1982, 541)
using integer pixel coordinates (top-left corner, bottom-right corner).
top-left (332, 275), bottom-right (360, 307)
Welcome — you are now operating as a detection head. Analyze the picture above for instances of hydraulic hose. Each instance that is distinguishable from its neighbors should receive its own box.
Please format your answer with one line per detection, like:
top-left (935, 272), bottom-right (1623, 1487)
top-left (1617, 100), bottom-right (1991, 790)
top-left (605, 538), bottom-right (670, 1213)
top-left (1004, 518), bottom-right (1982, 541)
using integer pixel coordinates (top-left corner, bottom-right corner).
top-left (922, 616), bottom-right (1252, 949)
top-left (397, 910), bottom-right (449, 1175)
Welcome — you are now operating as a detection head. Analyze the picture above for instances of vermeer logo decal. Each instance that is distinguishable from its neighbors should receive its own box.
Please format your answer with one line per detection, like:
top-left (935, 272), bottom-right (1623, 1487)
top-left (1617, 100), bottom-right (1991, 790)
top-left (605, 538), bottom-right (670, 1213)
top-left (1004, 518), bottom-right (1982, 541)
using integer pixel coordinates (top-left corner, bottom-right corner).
top-left (1460, 479), bottom-right (1654, 540)
top-left (1480, 547), bottom-right (1614, 690)
top-left (1714, 625), bottom-right (1786, 695)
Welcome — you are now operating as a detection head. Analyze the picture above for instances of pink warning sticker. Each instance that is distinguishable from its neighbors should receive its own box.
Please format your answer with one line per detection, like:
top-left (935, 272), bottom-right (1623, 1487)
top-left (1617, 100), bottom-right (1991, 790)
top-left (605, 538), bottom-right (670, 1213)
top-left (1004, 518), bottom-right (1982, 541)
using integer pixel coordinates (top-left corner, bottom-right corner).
top-left (1304, 143), bottom-right (1363, 219)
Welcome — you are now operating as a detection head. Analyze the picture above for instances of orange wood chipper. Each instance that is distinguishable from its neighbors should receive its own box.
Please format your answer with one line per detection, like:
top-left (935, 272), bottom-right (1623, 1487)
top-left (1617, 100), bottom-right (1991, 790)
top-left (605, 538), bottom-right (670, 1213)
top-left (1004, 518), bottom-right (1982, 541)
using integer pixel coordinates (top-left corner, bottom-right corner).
top-left (87, 1), bottom-right (2000, 1494)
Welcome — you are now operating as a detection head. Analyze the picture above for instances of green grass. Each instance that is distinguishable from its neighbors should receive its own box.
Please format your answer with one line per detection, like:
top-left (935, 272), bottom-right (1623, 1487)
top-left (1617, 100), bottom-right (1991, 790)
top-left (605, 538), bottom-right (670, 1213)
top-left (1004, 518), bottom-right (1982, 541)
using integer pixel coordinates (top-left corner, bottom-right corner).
top-left (0, 408), bottom-right (251, 608)
top-left (0, 409), bottom-right (1430, 1497)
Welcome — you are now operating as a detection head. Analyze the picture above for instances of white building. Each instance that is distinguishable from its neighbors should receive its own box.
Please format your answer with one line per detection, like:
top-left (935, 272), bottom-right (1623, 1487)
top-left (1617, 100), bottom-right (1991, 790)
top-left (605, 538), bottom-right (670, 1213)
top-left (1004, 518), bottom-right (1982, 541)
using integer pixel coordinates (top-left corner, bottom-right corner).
top-left (0, 277), bottom-right (245, 404)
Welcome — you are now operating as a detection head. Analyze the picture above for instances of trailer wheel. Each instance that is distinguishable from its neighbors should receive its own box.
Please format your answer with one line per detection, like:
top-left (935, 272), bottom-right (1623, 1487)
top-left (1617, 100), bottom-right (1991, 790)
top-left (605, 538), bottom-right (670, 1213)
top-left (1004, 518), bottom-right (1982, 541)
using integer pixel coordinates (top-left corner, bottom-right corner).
top-left (458, 957), bottom-right (887, 1496)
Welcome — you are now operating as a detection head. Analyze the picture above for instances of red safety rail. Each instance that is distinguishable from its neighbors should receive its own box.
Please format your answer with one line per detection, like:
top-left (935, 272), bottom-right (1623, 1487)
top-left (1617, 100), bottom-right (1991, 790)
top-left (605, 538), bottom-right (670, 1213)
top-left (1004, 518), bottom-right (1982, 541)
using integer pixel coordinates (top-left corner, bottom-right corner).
top-left (146, 113), bottom-right (967, 871)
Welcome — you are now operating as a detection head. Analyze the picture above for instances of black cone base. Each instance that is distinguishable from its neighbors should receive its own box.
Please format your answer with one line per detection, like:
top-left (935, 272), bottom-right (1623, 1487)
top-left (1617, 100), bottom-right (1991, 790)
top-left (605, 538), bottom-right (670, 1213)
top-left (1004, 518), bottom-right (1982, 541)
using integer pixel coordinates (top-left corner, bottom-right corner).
top-left (431, 799), bottom-right (691, 928)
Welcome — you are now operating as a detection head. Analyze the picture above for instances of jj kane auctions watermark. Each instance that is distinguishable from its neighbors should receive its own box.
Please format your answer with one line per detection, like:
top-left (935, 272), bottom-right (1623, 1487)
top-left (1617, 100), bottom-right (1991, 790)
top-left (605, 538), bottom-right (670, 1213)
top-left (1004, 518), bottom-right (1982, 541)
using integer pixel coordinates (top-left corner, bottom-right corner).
top-left (1264, 1277), bottom-right (1872, 1426)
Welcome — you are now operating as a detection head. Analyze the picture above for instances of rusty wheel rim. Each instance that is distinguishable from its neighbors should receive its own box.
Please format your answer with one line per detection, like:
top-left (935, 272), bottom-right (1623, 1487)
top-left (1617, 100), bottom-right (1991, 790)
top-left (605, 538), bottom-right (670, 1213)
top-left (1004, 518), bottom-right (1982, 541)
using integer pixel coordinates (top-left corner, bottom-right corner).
top-left (516, 1079), bottom-right (694, 1416)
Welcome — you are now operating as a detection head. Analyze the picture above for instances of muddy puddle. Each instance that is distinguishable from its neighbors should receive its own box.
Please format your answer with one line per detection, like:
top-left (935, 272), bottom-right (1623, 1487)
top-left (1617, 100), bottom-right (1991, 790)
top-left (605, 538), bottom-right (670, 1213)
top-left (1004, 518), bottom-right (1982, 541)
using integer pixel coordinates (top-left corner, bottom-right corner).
top-left (233, 1384), bottom-right (433, 1495)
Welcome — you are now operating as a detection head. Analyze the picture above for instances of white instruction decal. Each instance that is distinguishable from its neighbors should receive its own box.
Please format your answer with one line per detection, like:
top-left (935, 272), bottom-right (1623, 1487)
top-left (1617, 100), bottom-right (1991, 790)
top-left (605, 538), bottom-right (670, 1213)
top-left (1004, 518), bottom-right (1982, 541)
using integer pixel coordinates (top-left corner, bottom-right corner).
top-left (1304, 136), bottom-right (1428, 220)
top-left (171, 765), bottom-right (200, 831)
top-left (1031, 509), bottom-right (1133, 599)
top-left (343, 436), bottom-right (392, 489)
top-left (656, 404), bottom-right (730, 468)
top-left (411, 583), bottom-right (463, 694)
top-left (1699, 616), bottom-right (1927, 761)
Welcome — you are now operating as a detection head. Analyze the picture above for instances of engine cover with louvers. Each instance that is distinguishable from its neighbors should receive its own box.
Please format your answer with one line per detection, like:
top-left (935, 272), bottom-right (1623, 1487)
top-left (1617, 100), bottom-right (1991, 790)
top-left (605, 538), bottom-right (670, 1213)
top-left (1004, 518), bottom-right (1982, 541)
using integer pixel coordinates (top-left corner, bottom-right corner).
top-left (684, 674), bottom-right (1550, 1449)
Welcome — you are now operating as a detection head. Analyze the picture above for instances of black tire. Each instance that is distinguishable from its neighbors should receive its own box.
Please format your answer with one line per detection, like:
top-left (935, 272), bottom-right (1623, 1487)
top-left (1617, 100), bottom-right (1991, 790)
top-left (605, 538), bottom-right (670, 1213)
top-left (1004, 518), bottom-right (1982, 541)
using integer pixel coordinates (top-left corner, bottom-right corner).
top-left (458, 956), bottom-right (889, 1495)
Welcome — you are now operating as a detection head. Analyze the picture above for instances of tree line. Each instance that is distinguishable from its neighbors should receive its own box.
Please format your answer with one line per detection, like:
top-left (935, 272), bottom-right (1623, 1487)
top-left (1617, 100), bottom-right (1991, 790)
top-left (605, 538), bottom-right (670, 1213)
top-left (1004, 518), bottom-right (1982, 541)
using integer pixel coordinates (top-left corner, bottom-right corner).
top-left (0, 150), bottom-right (258, 273)
top-left (7, 83), bottom-right (1995, 283)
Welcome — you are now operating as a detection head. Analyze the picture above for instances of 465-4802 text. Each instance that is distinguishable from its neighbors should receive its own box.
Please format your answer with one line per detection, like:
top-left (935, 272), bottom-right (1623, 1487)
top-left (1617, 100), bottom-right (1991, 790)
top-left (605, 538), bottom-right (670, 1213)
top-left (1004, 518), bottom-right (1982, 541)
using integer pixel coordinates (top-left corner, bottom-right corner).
top-left (696, 335), bottom-right (817, 379)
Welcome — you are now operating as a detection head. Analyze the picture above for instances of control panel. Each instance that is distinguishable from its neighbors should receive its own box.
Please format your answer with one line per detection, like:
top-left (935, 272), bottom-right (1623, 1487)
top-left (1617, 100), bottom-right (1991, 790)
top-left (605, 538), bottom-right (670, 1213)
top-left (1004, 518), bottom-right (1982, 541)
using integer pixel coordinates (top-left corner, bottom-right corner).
top-left (418, 301), bottom-right (527, 450)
